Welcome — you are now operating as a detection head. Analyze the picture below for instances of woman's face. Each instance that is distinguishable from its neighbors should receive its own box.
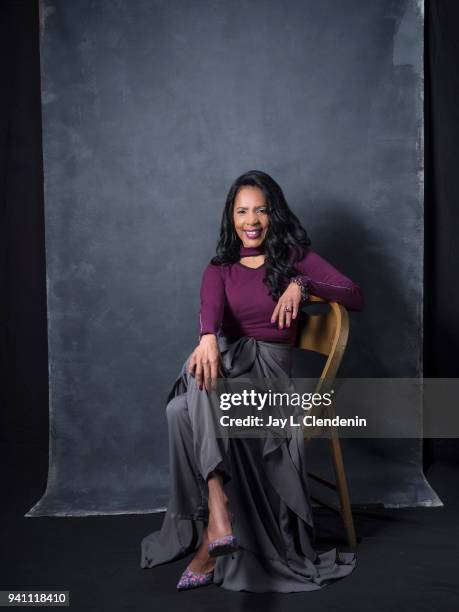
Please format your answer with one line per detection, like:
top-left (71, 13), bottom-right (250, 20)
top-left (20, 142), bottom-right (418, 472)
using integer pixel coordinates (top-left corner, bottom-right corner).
top-left (232, 186), bottom-right (269, 248)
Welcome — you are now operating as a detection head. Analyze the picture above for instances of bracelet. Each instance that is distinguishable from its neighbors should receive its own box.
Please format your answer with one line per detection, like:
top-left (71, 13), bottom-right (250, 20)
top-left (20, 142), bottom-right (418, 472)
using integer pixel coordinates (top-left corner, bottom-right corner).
top-left (290, 276), bottom-right (309, 303)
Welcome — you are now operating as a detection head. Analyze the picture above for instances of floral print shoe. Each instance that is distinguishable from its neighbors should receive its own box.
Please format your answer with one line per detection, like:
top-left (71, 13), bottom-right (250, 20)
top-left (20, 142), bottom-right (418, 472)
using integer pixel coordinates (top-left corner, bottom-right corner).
top-left (176, 566), bottom-right (214, 591)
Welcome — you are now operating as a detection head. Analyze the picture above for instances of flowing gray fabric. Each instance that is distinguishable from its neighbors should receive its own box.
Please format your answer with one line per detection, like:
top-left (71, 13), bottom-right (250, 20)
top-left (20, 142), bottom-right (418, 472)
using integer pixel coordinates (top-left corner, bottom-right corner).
top-left (140, 335), bottom-right (356, 592)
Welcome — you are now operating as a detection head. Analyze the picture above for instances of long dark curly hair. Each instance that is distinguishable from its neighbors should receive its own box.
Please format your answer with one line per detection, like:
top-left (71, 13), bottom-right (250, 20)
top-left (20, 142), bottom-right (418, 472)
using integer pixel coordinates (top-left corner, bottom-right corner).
top-left (211, 170), bottom-right (311, 301)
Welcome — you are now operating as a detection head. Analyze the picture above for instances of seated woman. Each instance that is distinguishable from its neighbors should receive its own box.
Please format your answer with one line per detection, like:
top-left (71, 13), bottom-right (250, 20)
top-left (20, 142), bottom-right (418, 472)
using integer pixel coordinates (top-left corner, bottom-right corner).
top-left (140, 169), bottom-right (364, 593)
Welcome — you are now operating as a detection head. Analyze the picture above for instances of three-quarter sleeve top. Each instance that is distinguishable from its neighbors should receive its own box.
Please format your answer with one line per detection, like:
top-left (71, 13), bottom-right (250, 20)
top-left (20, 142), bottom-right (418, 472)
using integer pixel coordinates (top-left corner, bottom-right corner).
top-left (199, 247), bottom-right (364, 345)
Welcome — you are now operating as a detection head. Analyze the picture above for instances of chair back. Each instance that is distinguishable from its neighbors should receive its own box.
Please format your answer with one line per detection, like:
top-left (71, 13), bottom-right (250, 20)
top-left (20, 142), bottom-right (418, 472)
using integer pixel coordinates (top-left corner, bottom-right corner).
top-left (295, 295), bottom-right (349, 392)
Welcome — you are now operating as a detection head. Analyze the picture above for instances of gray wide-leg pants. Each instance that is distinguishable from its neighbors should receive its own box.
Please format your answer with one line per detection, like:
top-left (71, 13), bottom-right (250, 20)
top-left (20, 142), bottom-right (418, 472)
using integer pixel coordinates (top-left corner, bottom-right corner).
top-left (140, 335), bottom-right (356, 592)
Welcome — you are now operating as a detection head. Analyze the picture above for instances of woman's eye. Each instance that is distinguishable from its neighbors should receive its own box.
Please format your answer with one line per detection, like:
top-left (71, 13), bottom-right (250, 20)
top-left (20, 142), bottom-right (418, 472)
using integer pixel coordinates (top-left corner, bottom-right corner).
top-left (236, 208), bottom-right (267, 214)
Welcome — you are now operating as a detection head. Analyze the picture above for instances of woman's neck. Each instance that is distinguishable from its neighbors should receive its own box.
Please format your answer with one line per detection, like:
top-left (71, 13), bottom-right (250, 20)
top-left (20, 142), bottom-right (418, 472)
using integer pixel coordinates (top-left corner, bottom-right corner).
top-left (240, 245), bottom-right (264, 257)
top-left (239, 244), bottom-right (265, 269)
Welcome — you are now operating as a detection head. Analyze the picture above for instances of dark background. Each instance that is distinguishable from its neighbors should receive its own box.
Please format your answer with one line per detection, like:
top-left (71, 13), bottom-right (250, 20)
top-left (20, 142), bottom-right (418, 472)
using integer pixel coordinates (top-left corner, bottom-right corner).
top-left (1, 1), bottom-right (459, 610)
top-left (1, 0), bottom-right (458, 507)
top-left (30, 0), bottom-right (428, 515)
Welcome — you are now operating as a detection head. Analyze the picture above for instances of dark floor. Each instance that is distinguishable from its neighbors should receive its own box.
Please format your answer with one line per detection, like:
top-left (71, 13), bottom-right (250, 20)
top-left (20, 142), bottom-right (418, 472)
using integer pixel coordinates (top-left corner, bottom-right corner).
top-left (2, 448), bottom-right (459, 612)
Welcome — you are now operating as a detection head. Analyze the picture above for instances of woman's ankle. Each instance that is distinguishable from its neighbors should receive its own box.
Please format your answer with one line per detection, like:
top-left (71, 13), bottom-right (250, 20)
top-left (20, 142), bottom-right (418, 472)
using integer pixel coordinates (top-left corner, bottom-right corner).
top-left (207, 470), bottom-right (232, 538)
top-left (207, 506), bottom-right (232, 538)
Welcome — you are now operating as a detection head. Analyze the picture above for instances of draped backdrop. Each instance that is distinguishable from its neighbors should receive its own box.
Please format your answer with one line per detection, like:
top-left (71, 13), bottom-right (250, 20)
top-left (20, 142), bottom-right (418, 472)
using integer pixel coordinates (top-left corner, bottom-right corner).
top-left (28, 0), bottom-right (437, 517)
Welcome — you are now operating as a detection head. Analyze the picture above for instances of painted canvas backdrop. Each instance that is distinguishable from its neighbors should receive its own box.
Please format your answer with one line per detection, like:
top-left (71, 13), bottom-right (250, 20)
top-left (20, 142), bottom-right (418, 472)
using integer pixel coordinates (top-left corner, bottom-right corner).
top-left (28, 0), bottom-right (437, 517)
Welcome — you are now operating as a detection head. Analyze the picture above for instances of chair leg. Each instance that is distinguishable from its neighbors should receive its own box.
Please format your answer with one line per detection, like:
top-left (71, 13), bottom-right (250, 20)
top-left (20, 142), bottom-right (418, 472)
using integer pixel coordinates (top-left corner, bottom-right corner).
top-left (329, 427), bottom-right (357, 548)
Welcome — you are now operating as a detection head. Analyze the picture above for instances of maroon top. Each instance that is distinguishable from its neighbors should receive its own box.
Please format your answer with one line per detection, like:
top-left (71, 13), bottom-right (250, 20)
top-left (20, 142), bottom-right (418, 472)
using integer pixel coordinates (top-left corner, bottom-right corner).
top-left (199, 246), bottom-right (364, 345)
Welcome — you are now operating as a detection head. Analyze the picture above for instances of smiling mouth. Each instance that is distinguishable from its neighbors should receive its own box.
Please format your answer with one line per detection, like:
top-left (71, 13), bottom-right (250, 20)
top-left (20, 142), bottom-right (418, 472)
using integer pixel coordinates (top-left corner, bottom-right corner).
top-left (244, 229), bottom-right (262, 240)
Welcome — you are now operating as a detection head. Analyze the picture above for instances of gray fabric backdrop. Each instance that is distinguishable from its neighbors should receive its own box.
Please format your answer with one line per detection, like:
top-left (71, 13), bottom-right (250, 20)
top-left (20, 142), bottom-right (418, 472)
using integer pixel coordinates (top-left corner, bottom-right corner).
top-left (28, 0), bottom-right (438, 517)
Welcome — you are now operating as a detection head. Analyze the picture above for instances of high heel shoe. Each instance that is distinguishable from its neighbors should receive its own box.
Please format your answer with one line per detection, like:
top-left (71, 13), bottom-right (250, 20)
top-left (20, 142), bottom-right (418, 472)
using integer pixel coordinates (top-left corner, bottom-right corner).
top-left (208, 511), bottom-right (238, 557)
top-left (176, 566), bottom-right (215, 591)
top-left (208, 533), bottom-right (238, 557)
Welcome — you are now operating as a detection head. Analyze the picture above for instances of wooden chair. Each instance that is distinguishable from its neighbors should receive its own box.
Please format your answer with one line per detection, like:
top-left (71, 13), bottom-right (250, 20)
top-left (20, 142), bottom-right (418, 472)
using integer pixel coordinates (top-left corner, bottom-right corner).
top-left (295, 294), bottom-right (357, 548)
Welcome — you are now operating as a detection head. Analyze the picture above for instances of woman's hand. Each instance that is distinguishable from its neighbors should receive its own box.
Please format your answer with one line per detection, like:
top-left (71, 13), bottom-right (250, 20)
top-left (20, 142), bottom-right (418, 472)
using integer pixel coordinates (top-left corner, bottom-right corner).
top-left (271, 282), bottom-right (302, 329)
top-left (187, 334), bottom-right (223, 391)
